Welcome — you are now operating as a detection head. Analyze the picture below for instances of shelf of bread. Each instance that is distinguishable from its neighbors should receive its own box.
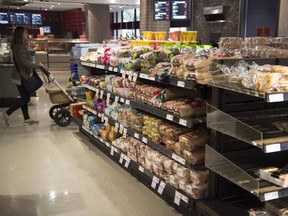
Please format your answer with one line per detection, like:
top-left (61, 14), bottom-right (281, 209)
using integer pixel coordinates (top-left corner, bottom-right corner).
top-left (208, 63), bottom-right (288, 103)
top-left (80, 61), bottom-right (196, 89)
top-left (205, 145), bottom-right (288, 202)
top-left (80, 122), bottom-right (208, 206)
top-left (82, 83), bottom-right (204, 128)
top-left (207, 104), bottom-right (288, 153)
top-left (82, 104), bottom-right (205, 169)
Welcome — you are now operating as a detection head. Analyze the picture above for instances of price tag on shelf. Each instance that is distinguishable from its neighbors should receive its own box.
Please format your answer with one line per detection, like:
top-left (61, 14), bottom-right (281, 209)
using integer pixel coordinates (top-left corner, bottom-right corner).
top-left (132, 73), bottom-right (138, 82)
top-left (138, 166), bottom-right (145, 173)
top-left (174, 191), bottom-right (182, 206)
top-left (264, 191), bottom-right (279, 201)
top-left (104, 116), bottom-right (109, 124)
top-left (98, 64), bottom-right (105, 69)
top-left (100, 90), bottom-right (104, 99)
top-left (110, 147), bottom-right (114, 156)
top-left (115, 96), bottom-right (119, 103)
top-left (99, 137), bottom-right (104, 143)
top-left (95, 89), bottom-right (99, 97)
top-left (265, 144), bottom-right (281, 153)
top-left (119, 153), bottom-right (124, 164)
top-left (128, 72), bottom-right (133, 81)
top-left (151, 176), bottom-right (160, 189)
top-left (134, 132), bottom-right (140, 139)
top-left (157, 181), bottom-right (166, 195)
top-left (166, 114), bottom-right (174, 121)
top-left (181, 195), bottom-right (189, 204)
top-left (109, 67), bottom-right (113, 71)
top-left (119, 124), bottom-right (124, 134)
top-left (105, 142), bottom-right (110, 148)
top-left (115, 122), bottom-right (119, 132)
top-left (177, 81), bottom-right (185, 88)
top-left (120, 97), bottom-right (125, 103)
top-left (123, 128), bottom-right (128, 139)
top-left (268, 93), bottom-right (284, 103)
top-left (114, 68), bottom-right (118, 72)
top-left (139, 73), bottom-right (147, 79)
top-left (142, 137), bottom-right (148, 144)
top-left (179, 119), bottom-right (188, 127)
top-left (172, 153), bottom-right (186, 165)
top-left (125, 100), bottom-right (130, 105)
top-left (124, 157), bottom-right (131, 168)
top-left (101, 113), bottom-right (105, 122)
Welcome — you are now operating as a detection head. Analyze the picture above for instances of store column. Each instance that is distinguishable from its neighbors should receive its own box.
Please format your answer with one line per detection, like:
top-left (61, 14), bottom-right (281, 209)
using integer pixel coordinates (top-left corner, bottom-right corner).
top-left (140, 0), bottom-right (170, 38)
top-left (84, 4), bottom-right (110, 43)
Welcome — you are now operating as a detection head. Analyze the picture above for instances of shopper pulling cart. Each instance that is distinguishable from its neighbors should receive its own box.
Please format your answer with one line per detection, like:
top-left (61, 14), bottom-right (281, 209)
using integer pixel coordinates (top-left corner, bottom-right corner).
top-left (41, 67), bottom-right (76, 127)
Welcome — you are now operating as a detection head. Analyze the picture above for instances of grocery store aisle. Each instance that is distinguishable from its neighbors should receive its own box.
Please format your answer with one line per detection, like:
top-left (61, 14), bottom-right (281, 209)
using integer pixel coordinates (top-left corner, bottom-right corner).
top-left (0, 71), bottom-right (181, 216)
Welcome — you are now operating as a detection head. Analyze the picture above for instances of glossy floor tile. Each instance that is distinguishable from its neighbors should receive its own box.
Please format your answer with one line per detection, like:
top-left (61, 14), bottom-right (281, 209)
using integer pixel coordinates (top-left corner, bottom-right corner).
top-left (0, 71), bottom-right (181, 216)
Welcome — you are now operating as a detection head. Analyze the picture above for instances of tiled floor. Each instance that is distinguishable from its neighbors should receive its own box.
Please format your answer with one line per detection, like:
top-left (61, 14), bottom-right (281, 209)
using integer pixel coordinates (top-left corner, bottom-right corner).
top-left (0, 71), bottom-right (181, 216)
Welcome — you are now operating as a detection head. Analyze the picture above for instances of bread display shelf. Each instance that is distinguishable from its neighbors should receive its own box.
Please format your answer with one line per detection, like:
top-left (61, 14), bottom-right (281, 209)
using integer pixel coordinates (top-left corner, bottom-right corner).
top-left (80, 125), bottom-right (194, 215)
top-left (82, 84), bottom-right (204, 128)
top-left (205, 145), bottom-right (288, 202)
top-left (80, 61), bottom-right (196, 89)
top-left (82, 105), bottom-right (202, 169)
top-left (208, 78), bottom-right (288, 103)
top-left (207, 104), bottom-right (288, 153)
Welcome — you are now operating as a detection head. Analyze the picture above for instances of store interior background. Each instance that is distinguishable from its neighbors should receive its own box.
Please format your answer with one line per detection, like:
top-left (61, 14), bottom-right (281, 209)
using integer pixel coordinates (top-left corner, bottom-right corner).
top-left (0, 0), bottom-right (288, 44)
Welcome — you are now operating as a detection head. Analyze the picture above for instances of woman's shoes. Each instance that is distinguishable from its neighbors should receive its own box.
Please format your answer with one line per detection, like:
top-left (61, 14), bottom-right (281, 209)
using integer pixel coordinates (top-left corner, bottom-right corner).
top-left (24, 119), bottom-right (39, 126)
top-left (0, 112), bottom-right (9, 126)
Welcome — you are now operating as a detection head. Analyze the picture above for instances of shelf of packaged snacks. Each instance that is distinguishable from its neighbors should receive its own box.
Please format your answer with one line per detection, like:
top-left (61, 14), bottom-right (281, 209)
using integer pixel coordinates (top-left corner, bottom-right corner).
top-left (207, 104), bottom-right (288, 153)
top-left (80, 61), bottom-right (196, 89)
top-left (208, 75), bottom-right (288, 103)
top-left (80, 125), bottom-right (194, 216)
top-left (82, 84), bottom-right (204, 128)
top-left (82, 104), bottom-right (202, 169)
top-left (206, 145), bottom-right (288, 202)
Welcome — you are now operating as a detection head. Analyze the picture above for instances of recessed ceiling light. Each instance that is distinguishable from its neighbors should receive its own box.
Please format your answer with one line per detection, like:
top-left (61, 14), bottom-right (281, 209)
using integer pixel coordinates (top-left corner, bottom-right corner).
top-left (45, 8), bottom-right (48, 11)
top-left (17, 7), bottom-right (20, 9)
top-left (57, 3), bottom-right (61, 5)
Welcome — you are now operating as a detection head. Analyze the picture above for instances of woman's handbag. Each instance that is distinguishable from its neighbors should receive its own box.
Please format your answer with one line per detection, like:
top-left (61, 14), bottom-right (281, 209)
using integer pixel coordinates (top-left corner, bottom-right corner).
top-left (21, 70), bottom-right (43, 94)
top-left (13, 56), bottom-right (43, 94)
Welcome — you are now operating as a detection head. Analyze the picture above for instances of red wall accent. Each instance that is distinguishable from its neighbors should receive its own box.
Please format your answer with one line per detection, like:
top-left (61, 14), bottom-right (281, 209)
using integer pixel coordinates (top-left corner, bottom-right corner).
top-left (62, 8), bottom-right (83, 38)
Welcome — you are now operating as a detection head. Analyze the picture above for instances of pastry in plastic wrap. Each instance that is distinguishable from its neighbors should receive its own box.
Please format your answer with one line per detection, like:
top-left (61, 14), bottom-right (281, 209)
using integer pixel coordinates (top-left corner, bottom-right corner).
top-left (160, 87), bottom-right (198, 102)
top-left (163, 159), bottom-right (174, 174)
top-left (176, 166), bottom-right (190, 183)
top-left (179, 128), bottom-right (209, 151)
top-left (179, 180), bottom-right (188, 192)
top-left (169, 175), bottom-right (180, 189)
top-left (190, 169), bottom-right (209, 185)
top-left (174, 142), bottom-right (185, 156)
top-left (218, 37), bottom-right (242, 49)
top-left (182, 146), bottom-right (205, 165)
top-left (159, 123), bottom-right (190, 141)
top-left (185, 183), bottom-right (208, 199)
top-left (162, 138), bottom-right (176, 151)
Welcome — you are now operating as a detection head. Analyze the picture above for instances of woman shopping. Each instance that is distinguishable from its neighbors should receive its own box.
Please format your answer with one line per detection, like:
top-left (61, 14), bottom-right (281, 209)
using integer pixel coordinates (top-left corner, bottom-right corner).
top-left (0, 26), bottom-right (43, 126)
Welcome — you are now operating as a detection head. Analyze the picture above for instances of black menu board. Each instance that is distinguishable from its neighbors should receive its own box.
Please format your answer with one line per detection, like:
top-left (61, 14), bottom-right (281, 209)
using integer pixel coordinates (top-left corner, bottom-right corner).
top-left (154, 0), bottom-right (170, 20)
top-left (172, 0), bottom-right (189, 20)
top-left (9, 12), bottom-right (31, 25)
top-left (0, 12), bottom-right (9, 24)
top-left (31, 13), bottom-right (42, 25)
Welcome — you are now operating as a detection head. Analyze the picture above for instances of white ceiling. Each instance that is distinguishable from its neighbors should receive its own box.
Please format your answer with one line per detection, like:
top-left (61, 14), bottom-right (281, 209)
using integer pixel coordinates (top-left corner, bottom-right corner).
top-left (0, 0), bottom-right (139, 11)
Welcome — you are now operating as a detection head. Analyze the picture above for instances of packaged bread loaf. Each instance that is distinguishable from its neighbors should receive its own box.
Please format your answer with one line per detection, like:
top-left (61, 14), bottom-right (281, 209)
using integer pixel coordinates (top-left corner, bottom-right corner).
top-left (185, 183), bottom-right (208, 199)
top-left (182, 146), bottom-right (205, 165)
top-left (163, 159), bottom-right (174, 174)
top-left (169, 175), bottom-right (180, 189)
top-left (190, 169), bottom-right (209, 185)
top-left (218, 37), bottom-right (242, 49)
top-left (179, 128), bottom-right (209, 151)
top-left (176, 166), bottom-right (190, 182)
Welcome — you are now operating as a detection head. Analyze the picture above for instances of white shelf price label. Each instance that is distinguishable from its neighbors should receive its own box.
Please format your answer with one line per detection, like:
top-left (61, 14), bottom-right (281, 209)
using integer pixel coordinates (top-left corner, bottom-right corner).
top-left (121, 70), bottom-right (126, 78)
top-left (268, 93), bottom-right (284, 102)
top-left (97, 64), bottom-right (105, 69)
top-left (174, 191), bottom-right (182, 206)
top-left (179, 119), bottom-right (188, 127)
top-left (151, 176), bottom-right (160, 189)
top-left (110, 147), bottom-right (114, 156)
top-left (166, 114), bottom-right (174, 121)
top-left (114, 68), bottom-right (118, 72)
top-left (172, 153), bottom-right (186, 165)
top-left (132, 74), bottom-right (138, 82)
top-left (99, 137), bottom-right (104, 143)
top-left (181, 195), bottom-right (189, 204)
top-left (109, 67), bottom-right (113, 71)
top-left (138, 166), bottom-right (145, 173)
top-left (123, 128), bottom-right (128, 139)
top-left (177, 81), bottom-right (185, 88)
top-left (101, 113), bottom-right (105, 122)
top-left (119, 124), bottom-right (124, 134)
top-left (134, 132), bottom-right (140, 139)
top-left (125, 100), bottom-right (130, 105)
top-left (119, 153), bottom-right (124, 164)
top-left (104, 116), bottom-right (109, 124)
top-left (128, 73), bottom-right (133, 81)
top-left (95, 89), bottom-right (99, 97)
top-left (264, 191), bottom-right (279, 201)
top-left (265, 144), bottom-right (281, 153)
top-left (142, 137), bottom-right (148, 144)
top-left (115, 123), bottom-right (119, 133)
top-left (115, 96), bottom-right (119, 102)
top-left (139, 73), bottom-right (147, 79)
top-left (157, 181), bottom-right (166, 195)
top-left (124, 157), bottom-right (131, 168)
top-left (120, 97), bottom-right (125, 103)
top-left (105, 142), bottom-right (110, 148)
top-left (100, 90), bottom-right (104, 99)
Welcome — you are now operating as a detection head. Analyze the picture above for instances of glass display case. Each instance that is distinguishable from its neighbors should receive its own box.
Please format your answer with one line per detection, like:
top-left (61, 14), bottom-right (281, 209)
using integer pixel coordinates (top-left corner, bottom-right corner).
top-left (0, 38), bottom-right (12, 64)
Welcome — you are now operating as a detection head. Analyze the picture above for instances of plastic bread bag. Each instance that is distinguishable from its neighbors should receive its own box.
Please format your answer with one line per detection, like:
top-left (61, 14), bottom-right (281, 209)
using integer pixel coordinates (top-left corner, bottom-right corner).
top-left (218, 37), bottom-right (242, 49)
top-left (258, 72), bottom-right (281, 92)
top-left (163, 159), bottom-right (174, 174)
top-left (190, 169), bottom-right (209, 185)
top-left (182, 146), bottom-right (205, 165)
top-left (185, 182), bottom-right (208, 199)
top-left (176, 166), bottom-right (190, 182)
top-left (248, 209), bottom-right (270, 216)
top-left (265, 198), bottom-right (288, 216)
